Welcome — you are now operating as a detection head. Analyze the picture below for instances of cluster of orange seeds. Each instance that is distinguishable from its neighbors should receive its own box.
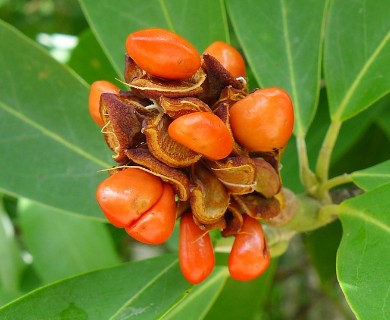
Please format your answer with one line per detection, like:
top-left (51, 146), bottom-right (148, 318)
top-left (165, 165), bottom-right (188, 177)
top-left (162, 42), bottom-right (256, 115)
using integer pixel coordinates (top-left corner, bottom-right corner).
top-left (89, 28), bottom-right (294, 284)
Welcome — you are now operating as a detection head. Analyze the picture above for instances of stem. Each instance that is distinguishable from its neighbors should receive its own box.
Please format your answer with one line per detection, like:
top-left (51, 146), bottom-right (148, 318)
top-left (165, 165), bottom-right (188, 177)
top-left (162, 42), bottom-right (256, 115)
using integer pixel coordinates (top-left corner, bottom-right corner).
top-left (296, 136), bottom-right (318, 193)
top-left (317, 204), bottom-right (340, 225)
top-left (263, 225), bottom-right (297, 257)
top-left (273, 190), bottom-right (340, 232)
top-left (315, 120), bottom-right (342, 184)
top-left (318, 173), bottom-right (353, 197)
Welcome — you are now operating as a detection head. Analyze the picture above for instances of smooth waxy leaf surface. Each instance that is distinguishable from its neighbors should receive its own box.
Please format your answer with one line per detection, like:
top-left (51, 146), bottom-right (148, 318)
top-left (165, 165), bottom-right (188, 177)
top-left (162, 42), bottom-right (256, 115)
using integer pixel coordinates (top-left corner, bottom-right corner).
top-left (351, 160), bottom-right (390, 191)
top-left (79, 0), bottom-right (229, 76)
top-left (205, 259), bottom-right (276, 319)
top-left (282, 89), bottom-right (386, 193)
top-left (337, 183), bottom-right (390, 319)
top-left (164, 267), bottom-right (228, 319)
top-left (18, 199), bottom-right (120, 284)
top-left (68, 29), bottom-right (118, 84)
top-left (227, 0), bottom-right (328, 136)
top-left (0, 20), bottom-right (112, 219)
top-left (324, 0), bottom-right (390, 121)
top-left (376, 95), bottom-right (390, 140)
top-left (0, 255), bottom-right (191, 319)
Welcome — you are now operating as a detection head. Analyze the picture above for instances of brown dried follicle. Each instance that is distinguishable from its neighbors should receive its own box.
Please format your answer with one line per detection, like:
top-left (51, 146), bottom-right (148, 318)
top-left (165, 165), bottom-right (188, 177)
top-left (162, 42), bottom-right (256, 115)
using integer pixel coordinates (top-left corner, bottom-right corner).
top-left (124, 148), bottom-right (191, 202)
top-left (253, 157), bottom-right (281, 198)
top-left (221, 204), bottom-right (244, 237)
top-left (159, 96), bottom-right (212, 118)
top-left (233, 194), bottom-right (281, 221)
top-left (124, 55), bottom-right (206, 100)
top-left (190, 162), bottom-right (230, 227)
top-left (143, 113), bottom-right (202, 168)
top-left (207, 156), bottom-right (257, 194)
top-left (265, 188), bottom-right (298, 227)
top-left (100, 92), bottom-right (154, 163)
top-left (200, 53), bottom-right (247, 105)
top-left (98, 52), bottom-right (286, 233)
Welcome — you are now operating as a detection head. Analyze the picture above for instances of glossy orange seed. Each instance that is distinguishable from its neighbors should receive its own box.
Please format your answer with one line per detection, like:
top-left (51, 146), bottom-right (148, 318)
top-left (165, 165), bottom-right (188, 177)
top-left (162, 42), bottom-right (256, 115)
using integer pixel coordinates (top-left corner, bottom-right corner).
top-left (96, 168), bottom-right (163, 228)
top-left (229, 88), bottom-right (294, 152)
top-left (228, 215), bottom-right (271, 281)
top-left (88, 80), bottom-right (120, 127)
top-left (126, 28), bottom-right (201, 80)
top-left (126, 183), bottom-right (176, 245)
top-left (204, 41), bottom-right (246, 78)
top-left (179, 213), bottom-right (215, 284)
top-left (168, 112), bottom-right (233, 160)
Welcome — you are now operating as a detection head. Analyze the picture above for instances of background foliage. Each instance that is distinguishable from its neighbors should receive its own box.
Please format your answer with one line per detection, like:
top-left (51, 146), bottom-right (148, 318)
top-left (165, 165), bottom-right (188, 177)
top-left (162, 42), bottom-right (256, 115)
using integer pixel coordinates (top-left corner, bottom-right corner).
top-left (0, 0), bottom-right (389, 319)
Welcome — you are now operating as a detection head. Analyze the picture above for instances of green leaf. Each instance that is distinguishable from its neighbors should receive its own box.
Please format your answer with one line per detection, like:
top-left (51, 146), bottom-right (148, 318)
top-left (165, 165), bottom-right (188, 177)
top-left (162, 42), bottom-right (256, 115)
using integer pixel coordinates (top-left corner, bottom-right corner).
top-left (0, 0), bottom-right (9, 8)
top-left (68, 29), bottom-right (118, 84)
top-left (79, 0), bottom-right (229, 77)
top-left (18, 199), bottom-right (120, 284)
top-left (331, 123), bottom-right (390, 178)
top-left (227, 0), bottom-right (329, 136)
top-left (205, 260), bottom-right (277, 319)
top-left (337, 183), bottom-right (390, 319)
top-left (0, 20), bottom-right (112, 219)
top-left (0, 289), bottom-right (21, 309)
top-left (163, 267), bottom-right (228, 319)
top-left (375, 94), bottom-right (390, 140)
top-left (282, 89), bottom-right (385, 192)
top-left (0, 255), bottom-right (191, 319)
top-left (332, 96), bottom-right (389, 168)
top-left (351, 160), bottom-right (390, 191)
top-left (324, 0), bottom-right (390, 121)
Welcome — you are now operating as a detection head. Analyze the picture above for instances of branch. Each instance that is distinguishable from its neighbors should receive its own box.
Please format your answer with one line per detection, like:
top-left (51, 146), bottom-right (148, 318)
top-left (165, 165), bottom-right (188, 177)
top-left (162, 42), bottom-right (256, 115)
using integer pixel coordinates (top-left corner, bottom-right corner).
top-left (315, 120), bottom-right (342, 184)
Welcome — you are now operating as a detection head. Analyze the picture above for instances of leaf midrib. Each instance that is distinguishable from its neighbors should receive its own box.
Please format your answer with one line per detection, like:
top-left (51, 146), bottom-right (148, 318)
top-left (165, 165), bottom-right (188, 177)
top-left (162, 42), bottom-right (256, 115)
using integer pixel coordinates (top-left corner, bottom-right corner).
top-left (353, 172), bottom-right (390, 179)
top-left (280, 0), bottom-right (301, 134)
top-left (341, 205), bottom-right (390, 234)
top-left (109, 259), bottom-right (180, 319)
top-left (0, 101), bottom-right (110, 169)
top-left (158, 0), bottom-right (175, 31)
top-left (333, 31), bottom-right (390, 121)
top-left (161, 268), bottom-right (229, 319)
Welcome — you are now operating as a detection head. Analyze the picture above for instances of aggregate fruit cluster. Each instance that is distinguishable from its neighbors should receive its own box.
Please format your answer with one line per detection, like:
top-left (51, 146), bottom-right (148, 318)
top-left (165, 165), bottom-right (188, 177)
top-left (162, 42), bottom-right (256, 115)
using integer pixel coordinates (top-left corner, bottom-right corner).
top-left (89, 28), bottom-right (294, 284)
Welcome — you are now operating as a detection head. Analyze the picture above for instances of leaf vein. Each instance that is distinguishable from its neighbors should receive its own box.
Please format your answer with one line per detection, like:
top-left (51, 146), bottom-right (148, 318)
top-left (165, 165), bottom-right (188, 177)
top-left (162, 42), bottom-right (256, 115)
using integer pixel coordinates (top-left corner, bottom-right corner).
top-left (0, 101), bottom-right (110, 169)
top-left (280, 0), bottom-right (300, 132)
top-left (158, 0), bottom-right (175, 32)
top-left (382, 284), bottom-right (390, 319)
top-left (109, 259), bottom-right (179, 319)
top-left (353, 172), bottom-right (390, 178)
top-left (334, 30), bottom-right (390, 120)
top-left (341, 205), bottom-right (390, 234)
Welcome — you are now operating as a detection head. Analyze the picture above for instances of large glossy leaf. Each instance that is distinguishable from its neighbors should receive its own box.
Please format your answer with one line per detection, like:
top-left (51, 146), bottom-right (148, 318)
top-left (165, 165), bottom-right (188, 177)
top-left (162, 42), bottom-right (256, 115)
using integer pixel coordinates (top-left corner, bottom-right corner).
top-left (324, 0), bottom-right (390, 121)
top-left (0, 20), bottom-right (112, 219)
top-left (351, 160), bottom-right (390, 191)
top-left (281, 90), bottom-right (386, 193)
top-left (205, 260), bottom-right (276, 319)
top-left (79, 0), bottom-right (229, 76)
top-left (227, 0), bottom-right (329, 136)
top-left (331, 124), bottom-right (390, 180)
top-left (67, 29), bottom-right (118, 84)
top-left (337, 183), bottom-right (390, 319)
top-left (18, 199), bottom-right (120, 284)
top-left (163, 267), bottom-right (228, 319)
top-left (0, 255), bottom-right (191, 319)
top-left (376, 95), bottom-right (390, 140)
